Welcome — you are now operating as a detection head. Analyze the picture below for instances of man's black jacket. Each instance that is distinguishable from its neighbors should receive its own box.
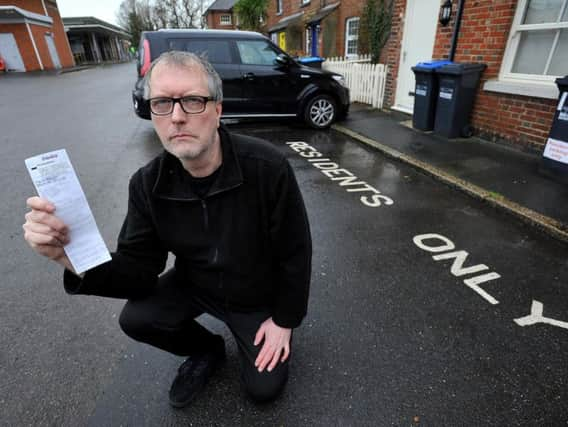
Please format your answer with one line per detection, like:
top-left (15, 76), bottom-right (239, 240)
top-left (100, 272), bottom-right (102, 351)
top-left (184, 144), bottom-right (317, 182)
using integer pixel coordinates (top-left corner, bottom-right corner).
top-left (64, 127), bottom-right (312, 328)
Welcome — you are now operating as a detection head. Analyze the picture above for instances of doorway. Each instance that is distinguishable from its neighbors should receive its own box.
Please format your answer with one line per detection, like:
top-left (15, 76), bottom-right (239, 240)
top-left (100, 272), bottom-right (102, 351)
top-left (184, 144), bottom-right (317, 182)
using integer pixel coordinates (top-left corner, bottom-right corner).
top-left (393, 0), bottom-right (439, 114)
top-left (45, 34), bottom-right (61, 69)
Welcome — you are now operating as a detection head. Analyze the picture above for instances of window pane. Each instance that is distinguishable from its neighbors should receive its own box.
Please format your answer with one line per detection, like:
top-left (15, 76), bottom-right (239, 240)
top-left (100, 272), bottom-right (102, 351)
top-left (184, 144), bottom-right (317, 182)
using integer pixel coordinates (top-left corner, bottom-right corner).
top-left (548, 29), bottom-right (568, 75)
top-left (524, 0), bottom-right (564, 24)
top-left (512, 30), bottom-right (555, 74)
top-left (562, 3), bottom-right (568, 21)
top-left (347, 40), bottom-right (357, 55)
top-left (348, 19), bottom-right (359, 36)
top-left (237, 40), bottom-right (279, 65)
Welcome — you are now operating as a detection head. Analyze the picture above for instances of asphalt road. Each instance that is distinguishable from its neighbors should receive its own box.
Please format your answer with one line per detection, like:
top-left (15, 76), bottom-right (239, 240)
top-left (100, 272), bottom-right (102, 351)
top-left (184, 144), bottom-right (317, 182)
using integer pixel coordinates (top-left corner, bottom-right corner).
top-left (1, 63), bottom-right (568, 426)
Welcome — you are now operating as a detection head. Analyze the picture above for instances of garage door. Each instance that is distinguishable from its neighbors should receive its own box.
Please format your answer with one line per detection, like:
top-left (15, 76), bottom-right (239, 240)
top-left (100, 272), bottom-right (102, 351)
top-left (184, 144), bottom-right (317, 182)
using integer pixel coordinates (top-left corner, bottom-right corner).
top-left (45, 34), bottom-right (61, 69)
top-left (0, 33), bottom-right (25, 72)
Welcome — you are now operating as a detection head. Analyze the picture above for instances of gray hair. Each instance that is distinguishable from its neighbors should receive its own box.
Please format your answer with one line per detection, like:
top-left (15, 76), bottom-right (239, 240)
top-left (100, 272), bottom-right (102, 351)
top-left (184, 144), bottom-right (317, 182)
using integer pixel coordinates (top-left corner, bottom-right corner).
top-left (142, 50), bottom-right (223, 102)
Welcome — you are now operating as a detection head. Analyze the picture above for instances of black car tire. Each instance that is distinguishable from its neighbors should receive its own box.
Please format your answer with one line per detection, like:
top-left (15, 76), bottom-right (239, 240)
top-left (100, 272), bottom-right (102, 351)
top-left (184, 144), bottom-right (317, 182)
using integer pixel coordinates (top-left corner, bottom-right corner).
top-left (304, 94), bottom-right (336, 129)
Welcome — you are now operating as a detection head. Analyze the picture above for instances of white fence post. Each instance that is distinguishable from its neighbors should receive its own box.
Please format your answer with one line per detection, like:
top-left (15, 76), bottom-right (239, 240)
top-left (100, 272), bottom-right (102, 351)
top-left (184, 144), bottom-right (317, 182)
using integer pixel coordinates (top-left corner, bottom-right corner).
top-left (322, 56), bottom-right (388, 109)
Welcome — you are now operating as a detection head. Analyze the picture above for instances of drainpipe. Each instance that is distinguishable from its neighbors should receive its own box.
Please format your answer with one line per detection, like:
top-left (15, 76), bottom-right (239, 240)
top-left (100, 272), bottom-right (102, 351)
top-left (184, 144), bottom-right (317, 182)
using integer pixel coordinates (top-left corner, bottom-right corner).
top-left (449, 0), bottom-right (465, 62)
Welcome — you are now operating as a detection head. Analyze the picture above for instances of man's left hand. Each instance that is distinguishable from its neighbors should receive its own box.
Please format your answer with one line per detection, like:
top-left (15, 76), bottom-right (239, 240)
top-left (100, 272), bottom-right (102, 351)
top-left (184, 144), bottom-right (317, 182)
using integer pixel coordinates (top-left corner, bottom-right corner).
top-left (254, 317), bottom-right (291, 373)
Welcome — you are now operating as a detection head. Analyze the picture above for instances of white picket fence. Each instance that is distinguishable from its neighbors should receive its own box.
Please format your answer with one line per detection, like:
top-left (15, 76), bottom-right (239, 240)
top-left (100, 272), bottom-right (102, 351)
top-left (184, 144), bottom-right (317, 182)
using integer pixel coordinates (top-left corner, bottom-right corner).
top-left (323, 55), bottom-right (388, 109)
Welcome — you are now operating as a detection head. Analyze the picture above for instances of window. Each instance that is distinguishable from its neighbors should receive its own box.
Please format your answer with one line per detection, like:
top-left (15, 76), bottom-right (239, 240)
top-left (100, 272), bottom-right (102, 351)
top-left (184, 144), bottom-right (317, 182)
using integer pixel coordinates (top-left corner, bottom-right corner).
top-left (276, 0), bottom-right (282, 15)
top-left (168, 39), bottom-right (233, 64)
top-left (220, 14), bottom-right (232, 25)
top-left (345, 17), bottom-right (359, 58)
top-left (236, 40), bottom-right (279, 65)
top-left (301, 0), bottom-right (310, 5)
top-left (501, 0), bottom-right (568, 82)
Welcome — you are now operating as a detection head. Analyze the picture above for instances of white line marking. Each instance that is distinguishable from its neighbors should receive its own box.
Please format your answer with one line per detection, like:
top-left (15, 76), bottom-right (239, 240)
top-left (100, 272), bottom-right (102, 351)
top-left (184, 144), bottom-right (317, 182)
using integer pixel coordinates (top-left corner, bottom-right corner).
top-left (463, 273), bottom-right (501, 305)
top-left (514, 300), bottom-right (568, 330)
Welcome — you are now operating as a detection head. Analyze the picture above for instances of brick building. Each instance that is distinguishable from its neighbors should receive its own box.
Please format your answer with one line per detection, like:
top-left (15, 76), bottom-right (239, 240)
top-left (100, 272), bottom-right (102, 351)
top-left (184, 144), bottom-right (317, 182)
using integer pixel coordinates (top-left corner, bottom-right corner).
top-left (264, 0), bottom-right (363, 58)
top-left (204, 0), bottom-right (238, 30)
top-left (381, 0), bottom-right (567, 151)
top-left (0, 0), bottom-right (74, 71)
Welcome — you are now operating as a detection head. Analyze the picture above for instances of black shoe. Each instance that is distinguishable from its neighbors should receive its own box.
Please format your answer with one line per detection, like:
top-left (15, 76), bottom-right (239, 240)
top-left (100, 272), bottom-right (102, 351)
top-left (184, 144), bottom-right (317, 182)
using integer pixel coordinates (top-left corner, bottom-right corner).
top-left (168, 337), bottom-right (226, 408)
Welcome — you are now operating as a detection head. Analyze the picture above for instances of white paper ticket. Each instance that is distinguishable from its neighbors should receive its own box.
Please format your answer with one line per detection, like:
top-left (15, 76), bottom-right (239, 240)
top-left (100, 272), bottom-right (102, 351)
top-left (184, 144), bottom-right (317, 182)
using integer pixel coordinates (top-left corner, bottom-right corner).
top-left (25, 149), bottom-right (111, 274)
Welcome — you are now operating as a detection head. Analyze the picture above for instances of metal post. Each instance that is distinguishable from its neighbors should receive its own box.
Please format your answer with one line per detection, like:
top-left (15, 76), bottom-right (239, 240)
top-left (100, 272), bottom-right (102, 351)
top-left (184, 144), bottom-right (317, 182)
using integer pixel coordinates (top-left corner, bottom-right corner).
top-left (449, 0), bottom-right (465, 62)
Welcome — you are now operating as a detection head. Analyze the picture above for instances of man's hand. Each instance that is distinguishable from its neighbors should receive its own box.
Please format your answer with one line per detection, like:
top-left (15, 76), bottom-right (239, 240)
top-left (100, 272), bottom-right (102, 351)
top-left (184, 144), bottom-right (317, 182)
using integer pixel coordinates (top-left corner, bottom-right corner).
top-left (23, 196), bottom-right (74, 272)
top-left (254, 317), bottom-right (291, 373)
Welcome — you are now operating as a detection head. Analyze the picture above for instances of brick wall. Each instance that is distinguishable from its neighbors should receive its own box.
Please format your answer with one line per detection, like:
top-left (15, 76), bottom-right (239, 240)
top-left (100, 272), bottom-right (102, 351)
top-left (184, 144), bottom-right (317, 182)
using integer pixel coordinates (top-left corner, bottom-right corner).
top-left (380, 0), bottom-right (406, 110)
top-left (8, 0), bottom-right (46, 15)
top-left (205, 10), bottom-right (237, 29)
top-left (382, 0), bottom-right (556, 150)
top-left (28, 22), bottom-right (54, 68)
top-left (334, 0), bottom-right (364, 57)
top-left (46, 0), bottom-right (74, 67)
top-left (265, 1), bottom-right (364, 57)
top-left (0, 0), bottom-right (74, 70)
top-left (0, 23), bottom-right (41, 70)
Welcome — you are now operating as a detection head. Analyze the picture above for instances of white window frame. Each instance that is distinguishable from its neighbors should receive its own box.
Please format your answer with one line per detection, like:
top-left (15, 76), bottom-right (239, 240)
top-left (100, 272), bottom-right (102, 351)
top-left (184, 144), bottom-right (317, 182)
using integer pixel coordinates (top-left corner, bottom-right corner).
top-left (345, 17), bottom-right (360, 59)
top-left (276, 0), bottom-right (283, 15)
top-left (500, 0), bottom-right (568, 83)
top-left (220, 14), bottom-right (232, 25)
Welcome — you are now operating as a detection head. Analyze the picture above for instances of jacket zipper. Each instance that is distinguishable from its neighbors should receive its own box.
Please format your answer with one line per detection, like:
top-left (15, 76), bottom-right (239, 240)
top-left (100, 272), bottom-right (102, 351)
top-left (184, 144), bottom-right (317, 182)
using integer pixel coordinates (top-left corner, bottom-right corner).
top-left (204, 201), bottom-right (225, 304)
top-left (201, 199), bottom-right (209, 230)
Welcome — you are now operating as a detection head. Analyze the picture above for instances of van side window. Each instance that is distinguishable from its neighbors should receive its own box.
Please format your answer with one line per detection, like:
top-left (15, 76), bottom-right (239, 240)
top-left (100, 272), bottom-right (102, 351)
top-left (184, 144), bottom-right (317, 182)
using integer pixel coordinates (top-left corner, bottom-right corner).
top-left (167, 39), bottom-right (233, 64)
top-left (236, 40), bottom-right (279, 66)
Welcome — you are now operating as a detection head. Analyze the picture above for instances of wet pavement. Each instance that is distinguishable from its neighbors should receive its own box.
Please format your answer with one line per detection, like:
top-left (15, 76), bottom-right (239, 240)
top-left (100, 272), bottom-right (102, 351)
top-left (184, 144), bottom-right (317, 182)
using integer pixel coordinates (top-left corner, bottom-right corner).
top-left (335, 105), bottom-right (568, 241)
top-left (2, 63), bottom-right (568, 426)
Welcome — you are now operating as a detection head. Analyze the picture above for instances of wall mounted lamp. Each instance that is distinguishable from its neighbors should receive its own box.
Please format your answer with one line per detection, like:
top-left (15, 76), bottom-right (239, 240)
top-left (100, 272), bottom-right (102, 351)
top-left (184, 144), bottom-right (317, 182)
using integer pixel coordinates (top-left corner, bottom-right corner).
top-left (439, 0), bottom-right (452, 26)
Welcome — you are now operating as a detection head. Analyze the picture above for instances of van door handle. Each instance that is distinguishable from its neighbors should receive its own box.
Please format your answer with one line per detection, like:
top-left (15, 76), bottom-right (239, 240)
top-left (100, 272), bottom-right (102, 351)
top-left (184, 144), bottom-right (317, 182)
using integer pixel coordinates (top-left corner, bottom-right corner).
top-left (242, 72), bottom-right (255, 80)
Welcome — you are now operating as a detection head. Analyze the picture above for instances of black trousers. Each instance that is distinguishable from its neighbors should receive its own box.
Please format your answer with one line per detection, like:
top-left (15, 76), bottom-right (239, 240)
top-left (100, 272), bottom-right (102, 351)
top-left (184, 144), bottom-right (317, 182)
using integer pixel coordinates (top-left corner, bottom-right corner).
top-left (118, 268), bottom-right (289, 402)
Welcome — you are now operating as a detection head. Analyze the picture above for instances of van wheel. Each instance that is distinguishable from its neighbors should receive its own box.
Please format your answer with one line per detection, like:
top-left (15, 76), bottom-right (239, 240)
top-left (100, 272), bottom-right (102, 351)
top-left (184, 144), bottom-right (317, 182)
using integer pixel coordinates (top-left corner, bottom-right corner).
top-left (304, 95), bottom-right (336, 129)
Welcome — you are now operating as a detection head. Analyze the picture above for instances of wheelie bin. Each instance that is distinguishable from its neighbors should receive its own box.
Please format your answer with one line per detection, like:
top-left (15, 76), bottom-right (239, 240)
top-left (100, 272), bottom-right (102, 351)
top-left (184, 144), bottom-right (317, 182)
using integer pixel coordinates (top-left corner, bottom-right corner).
top-left (411, 60), bottom-right (452, 131)
top-left (433, 63), bottom-right (486, 138)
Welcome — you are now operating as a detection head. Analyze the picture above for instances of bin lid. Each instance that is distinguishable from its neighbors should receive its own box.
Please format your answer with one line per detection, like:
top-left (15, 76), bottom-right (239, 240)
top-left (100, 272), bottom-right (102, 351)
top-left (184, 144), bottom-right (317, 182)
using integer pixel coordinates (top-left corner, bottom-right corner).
top-left (299, 56), bottom-right (325, 63)
top-left (415, 59), bottom-right (453, 69)
top-left (556, 75), bottom-right (568, 88)
top-left (435, 62), bottom-right (487, 75)
top-left (412, 59), bottom-right (453, 74)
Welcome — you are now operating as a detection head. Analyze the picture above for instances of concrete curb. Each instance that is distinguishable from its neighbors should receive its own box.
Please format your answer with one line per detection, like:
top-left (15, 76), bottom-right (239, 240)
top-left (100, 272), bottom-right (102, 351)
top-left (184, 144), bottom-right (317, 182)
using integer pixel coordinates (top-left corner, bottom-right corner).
top-left (333, 124), bottom-right (568, 245)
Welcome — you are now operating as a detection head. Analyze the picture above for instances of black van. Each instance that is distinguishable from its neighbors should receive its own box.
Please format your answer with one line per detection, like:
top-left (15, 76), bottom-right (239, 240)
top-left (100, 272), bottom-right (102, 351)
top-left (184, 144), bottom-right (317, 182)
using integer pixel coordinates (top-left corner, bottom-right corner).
top-left (132, 29), bottom-right (349, 129)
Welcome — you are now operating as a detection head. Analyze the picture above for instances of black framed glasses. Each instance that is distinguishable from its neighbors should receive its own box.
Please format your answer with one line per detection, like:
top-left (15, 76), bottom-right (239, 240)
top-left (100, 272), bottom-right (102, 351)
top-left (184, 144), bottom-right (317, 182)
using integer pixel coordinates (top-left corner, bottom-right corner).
top-left (148, 95), bottom-right (215, 115)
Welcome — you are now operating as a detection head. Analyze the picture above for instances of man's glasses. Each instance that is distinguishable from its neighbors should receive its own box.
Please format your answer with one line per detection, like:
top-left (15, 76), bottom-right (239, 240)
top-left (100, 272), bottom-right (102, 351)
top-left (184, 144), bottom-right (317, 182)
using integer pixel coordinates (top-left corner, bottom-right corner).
top-left (148, 95), bottom-right (214, 115)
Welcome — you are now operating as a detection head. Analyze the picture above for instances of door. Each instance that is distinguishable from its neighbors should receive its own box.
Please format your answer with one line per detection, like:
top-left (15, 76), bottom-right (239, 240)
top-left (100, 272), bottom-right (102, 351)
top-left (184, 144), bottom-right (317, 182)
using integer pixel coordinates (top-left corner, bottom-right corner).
top-left (278, 32), bottom-right (286, 51)
top-left (394, 0), bottom-right (439, 113)
top-left (311, 25), bottom-right (319, 56)
top-left (45, 34), bottom-right (61, 69)
top-left (235, 39), bottom-right (302, 115)
top-left (0, 33), bottom-right (25, 72)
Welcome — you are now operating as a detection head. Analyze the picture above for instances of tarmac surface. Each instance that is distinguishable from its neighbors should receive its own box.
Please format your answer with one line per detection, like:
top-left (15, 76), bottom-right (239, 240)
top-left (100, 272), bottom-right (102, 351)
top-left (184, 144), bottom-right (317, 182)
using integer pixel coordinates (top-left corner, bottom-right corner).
top-left (2, 63), bottom-right (568, 426)
top-left (334, 105), bottom-right (568, 243)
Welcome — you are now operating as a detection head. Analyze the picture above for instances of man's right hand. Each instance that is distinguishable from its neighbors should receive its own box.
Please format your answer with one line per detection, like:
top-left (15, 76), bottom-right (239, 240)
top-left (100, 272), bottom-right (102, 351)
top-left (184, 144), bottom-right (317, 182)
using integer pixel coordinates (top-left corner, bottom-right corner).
top-left (23, 197), bottom-right (74, 272)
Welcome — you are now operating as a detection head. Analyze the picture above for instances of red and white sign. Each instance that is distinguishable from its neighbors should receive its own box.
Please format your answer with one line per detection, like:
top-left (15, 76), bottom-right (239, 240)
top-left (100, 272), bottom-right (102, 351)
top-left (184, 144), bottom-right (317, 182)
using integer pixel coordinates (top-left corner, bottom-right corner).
top-left (543, 137), bottom-right (568, 164)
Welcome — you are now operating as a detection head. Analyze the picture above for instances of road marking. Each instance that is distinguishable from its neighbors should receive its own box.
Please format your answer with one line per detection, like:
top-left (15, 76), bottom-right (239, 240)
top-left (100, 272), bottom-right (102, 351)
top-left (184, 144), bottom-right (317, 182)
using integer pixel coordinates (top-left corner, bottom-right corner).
top-left (514, 300), bottom-right (568, 330)
top-left (413, 233), bottom-right (500, 305)
top-left (286, 141), bottom-right (394, 207)
top-left (463, 273), bottom-right (501, 305)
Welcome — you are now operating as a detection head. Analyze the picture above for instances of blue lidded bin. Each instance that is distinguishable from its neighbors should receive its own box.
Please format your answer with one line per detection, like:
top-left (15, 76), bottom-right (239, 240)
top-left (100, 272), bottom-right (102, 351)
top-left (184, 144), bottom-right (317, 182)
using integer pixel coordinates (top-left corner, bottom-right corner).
top-left (411, 60), bottom-right (453, 131)
top-left (298, 56), bottom-right (325, 69)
